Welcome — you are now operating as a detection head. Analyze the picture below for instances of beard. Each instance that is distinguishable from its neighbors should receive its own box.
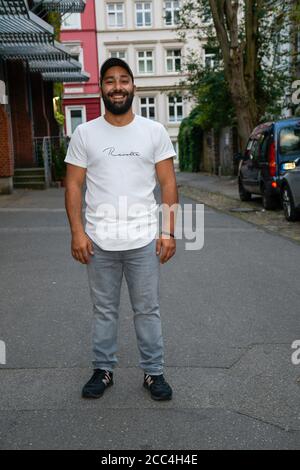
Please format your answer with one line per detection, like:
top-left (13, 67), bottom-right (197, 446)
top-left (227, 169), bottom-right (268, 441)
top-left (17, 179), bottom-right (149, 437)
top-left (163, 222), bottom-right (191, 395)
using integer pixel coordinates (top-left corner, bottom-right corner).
top-left (102, 90), bottom-right (135, 115)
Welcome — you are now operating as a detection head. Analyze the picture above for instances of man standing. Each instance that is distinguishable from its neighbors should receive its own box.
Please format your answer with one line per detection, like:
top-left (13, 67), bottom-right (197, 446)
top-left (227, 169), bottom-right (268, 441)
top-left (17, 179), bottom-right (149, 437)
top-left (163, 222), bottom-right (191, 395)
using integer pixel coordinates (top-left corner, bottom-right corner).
top-left (64, 58), bottom-right (178, 401)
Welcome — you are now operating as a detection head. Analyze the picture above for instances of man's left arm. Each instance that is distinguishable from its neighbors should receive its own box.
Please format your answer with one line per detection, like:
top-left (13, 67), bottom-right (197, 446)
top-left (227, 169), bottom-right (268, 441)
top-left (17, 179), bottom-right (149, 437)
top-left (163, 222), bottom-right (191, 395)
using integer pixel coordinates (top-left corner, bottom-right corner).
top-left (155, 157), bottom-right (179, 264)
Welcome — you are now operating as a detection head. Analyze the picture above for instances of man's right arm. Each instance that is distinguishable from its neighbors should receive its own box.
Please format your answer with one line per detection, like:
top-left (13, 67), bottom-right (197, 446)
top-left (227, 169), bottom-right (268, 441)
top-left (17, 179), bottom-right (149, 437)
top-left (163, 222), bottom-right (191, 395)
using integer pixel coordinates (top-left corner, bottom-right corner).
top-left (65, 163), bottom-right (94, 264)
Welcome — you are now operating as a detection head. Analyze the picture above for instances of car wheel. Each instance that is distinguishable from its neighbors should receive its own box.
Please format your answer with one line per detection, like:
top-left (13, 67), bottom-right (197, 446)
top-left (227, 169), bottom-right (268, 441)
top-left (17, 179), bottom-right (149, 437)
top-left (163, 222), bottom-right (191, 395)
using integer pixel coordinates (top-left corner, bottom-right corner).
top-left (262, 187), bottom-right (278, 210)
top-left (281, 185), bottom-right (300, 222)
top-left (239, 179), bottom-right (252, 201)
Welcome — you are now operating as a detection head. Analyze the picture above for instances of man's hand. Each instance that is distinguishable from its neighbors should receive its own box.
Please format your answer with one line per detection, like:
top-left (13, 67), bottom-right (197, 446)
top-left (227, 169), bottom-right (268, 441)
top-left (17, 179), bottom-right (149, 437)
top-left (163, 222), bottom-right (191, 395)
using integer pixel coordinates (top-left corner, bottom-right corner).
top-left (71, 232), bottom-right (94, 264)
top-left (156, 234), bottom-right (176, 264)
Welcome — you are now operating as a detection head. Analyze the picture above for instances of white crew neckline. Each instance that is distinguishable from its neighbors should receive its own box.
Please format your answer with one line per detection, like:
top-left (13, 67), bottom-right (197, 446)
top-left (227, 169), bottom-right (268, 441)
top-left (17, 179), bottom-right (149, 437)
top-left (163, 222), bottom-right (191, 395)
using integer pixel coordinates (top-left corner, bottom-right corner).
top-left (102, 114), bottom-right (137, 129)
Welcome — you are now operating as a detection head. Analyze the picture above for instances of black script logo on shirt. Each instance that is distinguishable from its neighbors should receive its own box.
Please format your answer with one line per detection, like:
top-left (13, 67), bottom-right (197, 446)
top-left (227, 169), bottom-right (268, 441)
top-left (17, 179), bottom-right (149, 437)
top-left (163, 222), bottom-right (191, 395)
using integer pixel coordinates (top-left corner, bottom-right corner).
top-left (103, 147), bottom-right (141, 158)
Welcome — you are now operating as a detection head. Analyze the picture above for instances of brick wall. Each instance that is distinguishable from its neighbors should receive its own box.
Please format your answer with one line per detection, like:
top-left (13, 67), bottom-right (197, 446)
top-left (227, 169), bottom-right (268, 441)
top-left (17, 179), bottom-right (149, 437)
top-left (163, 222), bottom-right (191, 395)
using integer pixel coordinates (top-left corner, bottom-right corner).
top-left (0, 104), bottom-right (13, 177)
top-left (7, 60), bottom-right (34, 168)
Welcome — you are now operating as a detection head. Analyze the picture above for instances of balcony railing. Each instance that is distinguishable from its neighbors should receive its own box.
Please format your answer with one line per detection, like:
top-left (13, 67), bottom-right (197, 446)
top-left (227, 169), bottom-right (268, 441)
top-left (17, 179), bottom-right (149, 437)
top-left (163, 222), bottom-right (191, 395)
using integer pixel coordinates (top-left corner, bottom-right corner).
top-left (34, 136), bottom-right (69, 185)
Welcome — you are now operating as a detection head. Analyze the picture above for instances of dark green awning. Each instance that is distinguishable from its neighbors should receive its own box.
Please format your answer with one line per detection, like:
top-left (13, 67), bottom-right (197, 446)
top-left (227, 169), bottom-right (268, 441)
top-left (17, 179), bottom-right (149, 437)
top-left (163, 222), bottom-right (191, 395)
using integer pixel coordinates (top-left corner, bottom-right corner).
top-left (32, 1), bottom-right (86, 13)
top-left (0, 0), bottom-right (28, 15)
top-left (0, 1), bottom-right (53, 42)
top-left (0, 40), bottom-right (72, 60)
top-left (0, 1), bottom-right (89, 83)
top-left (29, 57), bottom-right (81, 73)
top-left (42, 70), bottom-right (90, 82)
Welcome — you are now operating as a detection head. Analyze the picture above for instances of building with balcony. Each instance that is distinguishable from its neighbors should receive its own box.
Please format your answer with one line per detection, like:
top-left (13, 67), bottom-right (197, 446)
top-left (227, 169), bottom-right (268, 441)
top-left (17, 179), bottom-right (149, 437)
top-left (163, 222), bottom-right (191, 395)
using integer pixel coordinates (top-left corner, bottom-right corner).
top-left (0, 0), bottom-right (89, 193)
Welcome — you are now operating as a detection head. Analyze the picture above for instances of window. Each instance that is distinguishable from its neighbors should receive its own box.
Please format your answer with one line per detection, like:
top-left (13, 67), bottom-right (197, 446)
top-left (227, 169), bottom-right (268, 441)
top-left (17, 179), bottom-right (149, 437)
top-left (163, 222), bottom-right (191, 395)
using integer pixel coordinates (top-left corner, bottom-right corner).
top-left (137, 50), bottom-right (154, 74)
top-left (164, 0), bottom-right (180, 26)
top-left (107, 3), bottom-right (124, 28)
top-left (140, 97), bottom-right (156, 120)
top-left (253, 139), bottom-right (262, 160)
top-left (204, 53), bottom-right (216, 69)
top-left (66, 107), bottom-right (86, 136)
top-left (61, 43), bottom-right (84, 84)
top-left (202, 9), bottom-right (212, 24)
top-left (248, 139), bottom-right (259, 160)
top-left (110, 50), bottom-right (126, 60)
top-left (166, 49), bottom-right (181, 72)
top-left (168, 96), bottom-right (183, 122)
top-left (279, 126), bottom-right (300, 159)
top-left (260, 133), bottom-right (271, 162)
top-left (61, 13), bottom-right (81, 30)
top-left (204, 45), bottom-right (220, 69)
top-left (68, 49), bottom-right (84, 69)
top-left (135, 2), bottom-right (152, 27)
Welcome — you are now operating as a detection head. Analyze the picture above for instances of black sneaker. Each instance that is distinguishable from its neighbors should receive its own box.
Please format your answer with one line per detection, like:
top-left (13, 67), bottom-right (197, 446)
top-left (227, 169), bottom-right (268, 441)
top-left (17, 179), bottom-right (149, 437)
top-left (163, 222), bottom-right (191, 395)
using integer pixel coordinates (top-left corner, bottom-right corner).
top-left (82, 369), bottom-right (113, 399)
top-left (143, 373), bottom-right (172, 401)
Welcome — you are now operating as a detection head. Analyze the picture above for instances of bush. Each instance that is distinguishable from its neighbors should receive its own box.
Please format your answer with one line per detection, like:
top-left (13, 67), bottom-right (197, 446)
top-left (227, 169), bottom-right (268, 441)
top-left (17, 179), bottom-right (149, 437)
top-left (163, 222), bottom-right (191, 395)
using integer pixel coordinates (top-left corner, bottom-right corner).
top-left (52, 142), bottom-right (67, 181)
top-left (178, 106), bottom-right (203, 172)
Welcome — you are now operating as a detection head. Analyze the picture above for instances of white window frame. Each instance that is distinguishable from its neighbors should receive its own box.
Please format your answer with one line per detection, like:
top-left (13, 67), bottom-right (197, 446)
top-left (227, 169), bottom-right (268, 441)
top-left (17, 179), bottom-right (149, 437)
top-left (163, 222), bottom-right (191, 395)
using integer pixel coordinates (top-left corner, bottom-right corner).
top-left (204, 52), bottom-right (216, 69)
top-left (166, 49), bottom-right (181, 73)
top-left (61, 43), bottom-right (84, 85)
top-left (107, 2), bottom-right (125, 28)
top-left (70, 48), bottom-right (84, 69)
top-left (164, 0), bottom-right (180, 26)
top-left (137, 49), bottom-right (155, 75)
top-left (65, 106), bottom-right (87, 137)
top-left (139, 96), bottom-right (156, 120)
top-left (135, 2), bottom-right (152, 28)
top-left (109, 50), bottom-right (127, 60)
top-left (61, 13), bottom-right (81, 30)
top-left (168, 95), bottom-right (183, 123)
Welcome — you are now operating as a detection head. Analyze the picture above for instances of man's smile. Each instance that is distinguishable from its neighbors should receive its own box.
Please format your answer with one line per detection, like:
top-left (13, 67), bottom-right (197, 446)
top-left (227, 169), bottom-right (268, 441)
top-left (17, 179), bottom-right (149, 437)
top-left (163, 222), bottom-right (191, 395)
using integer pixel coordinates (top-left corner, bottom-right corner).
top-left (110, 94), bottom-right (126, 99)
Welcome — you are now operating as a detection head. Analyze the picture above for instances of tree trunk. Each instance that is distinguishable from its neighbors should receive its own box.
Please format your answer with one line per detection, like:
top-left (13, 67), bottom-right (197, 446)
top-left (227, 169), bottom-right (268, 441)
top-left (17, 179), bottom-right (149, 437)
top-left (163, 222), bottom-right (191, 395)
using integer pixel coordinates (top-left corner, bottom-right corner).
top-left (208, 0), bottom-right (258, 149)
top-left (227, 48), bottom-right (255, 148)
top-left (244, 0), bottom-right (260, 122)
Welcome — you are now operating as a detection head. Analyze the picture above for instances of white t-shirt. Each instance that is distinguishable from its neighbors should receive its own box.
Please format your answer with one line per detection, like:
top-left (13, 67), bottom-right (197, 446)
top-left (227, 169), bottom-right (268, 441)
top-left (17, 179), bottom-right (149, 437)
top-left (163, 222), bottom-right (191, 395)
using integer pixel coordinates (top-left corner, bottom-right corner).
top-left (64, 114), bottom-right (176, 251)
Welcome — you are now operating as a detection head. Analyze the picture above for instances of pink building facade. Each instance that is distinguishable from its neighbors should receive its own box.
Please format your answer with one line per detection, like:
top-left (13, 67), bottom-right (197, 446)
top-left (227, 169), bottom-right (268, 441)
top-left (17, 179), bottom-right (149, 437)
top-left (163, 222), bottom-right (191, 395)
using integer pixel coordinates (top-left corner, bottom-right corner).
top-left (60, 0), bottom-right (101, 136)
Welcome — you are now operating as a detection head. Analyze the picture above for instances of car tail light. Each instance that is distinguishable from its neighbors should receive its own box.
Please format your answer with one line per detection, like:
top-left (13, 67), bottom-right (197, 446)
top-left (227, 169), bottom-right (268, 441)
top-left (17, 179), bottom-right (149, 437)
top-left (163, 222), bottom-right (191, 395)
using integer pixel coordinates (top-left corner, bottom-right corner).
top-left (272, 181), bottom-right (277, 188)
top-left (269, 141), bottom-right (276, 177)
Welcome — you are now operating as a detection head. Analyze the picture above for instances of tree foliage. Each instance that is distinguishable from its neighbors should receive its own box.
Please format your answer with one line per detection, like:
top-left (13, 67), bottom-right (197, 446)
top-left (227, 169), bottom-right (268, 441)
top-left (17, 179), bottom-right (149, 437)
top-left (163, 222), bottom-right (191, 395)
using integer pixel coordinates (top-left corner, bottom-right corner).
top-left (176, 0), bottom-right (293, 148)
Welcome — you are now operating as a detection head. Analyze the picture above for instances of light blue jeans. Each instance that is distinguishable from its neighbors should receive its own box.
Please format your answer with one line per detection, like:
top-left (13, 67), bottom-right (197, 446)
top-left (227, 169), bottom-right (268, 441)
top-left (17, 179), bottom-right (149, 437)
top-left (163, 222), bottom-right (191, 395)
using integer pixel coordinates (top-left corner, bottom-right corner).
top-left (86, 238), bottom-right (164, 375)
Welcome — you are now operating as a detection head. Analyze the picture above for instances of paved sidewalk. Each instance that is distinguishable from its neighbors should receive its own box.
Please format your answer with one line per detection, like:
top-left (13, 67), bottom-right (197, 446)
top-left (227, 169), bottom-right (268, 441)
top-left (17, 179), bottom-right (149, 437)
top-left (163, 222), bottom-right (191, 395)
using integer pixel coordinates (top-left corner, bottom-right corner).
top-left (176, 171), bottom-right (239, 200)
top-left (1, 185), bottom-right (300, 449)
top-left (0, 187), bottom-right (66, 209)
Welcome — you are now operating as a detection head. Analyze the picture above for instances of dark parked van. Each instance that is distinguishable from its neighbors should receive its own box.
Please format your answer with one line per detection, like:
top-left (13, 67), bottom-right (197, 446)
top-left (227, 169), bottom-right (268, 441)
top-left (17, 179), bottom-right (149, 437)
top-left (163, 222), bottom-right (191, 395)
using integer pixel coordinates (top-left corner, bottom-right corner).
top-left (237, 118), bottom-right (300, 210)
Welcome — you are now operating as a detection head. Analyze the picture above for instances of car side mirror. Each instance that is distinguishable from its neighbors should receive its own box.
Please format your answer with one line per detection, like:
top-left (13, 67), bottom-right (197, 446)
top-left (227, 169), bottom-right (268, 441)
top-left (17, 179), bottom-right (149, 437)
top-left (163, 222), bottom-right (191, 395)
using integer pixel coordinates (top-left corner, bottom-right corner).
top-left (295, 157), bottom-right (300, 167)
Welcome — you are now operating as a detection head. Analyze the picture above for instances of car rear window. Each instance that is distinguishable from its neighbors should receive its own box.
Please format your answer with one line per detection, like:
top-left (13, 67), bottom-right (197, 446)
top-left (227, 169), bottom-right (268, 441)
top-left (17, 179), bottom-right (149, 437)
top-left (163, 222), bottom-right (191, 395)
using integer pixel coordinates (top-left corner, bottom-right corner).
top-left (279, 126), bottom-right (300, 160)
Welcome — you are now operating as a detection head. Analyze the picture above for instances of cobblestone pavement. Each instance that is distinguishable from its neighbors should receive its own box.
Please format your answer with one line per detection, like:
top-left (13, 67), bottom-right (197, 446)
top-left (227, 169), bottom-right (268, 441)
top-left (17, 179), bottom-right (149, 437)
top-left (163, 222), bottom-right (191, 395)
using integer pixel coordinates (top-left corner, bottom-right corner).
top-left (176, 172), bottom-right (300, 245)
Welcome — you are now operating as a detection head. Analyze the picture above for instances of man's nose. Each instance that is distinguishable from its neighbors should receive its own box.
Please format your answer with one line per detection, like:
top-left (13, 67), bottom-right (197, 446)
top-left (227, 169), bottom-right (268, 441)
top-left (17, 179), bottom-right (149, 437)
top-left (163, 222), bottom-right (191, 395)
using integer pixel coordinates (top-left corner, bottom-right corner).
top-left (113, 83), bottom-right (124, 91)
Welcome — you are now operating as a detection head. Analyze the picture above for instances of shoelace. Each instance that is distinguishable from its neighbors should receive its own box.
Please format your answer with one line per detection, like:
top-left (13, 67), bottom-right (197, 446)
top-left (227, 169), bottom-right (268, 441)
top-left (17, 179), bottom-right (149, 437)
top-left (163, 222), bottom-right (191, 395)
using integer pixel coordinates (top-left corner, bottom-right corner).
top-left (145, 374), bottom-right (165, 386)
top-left (90, 369), bottom-right (112, 385)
